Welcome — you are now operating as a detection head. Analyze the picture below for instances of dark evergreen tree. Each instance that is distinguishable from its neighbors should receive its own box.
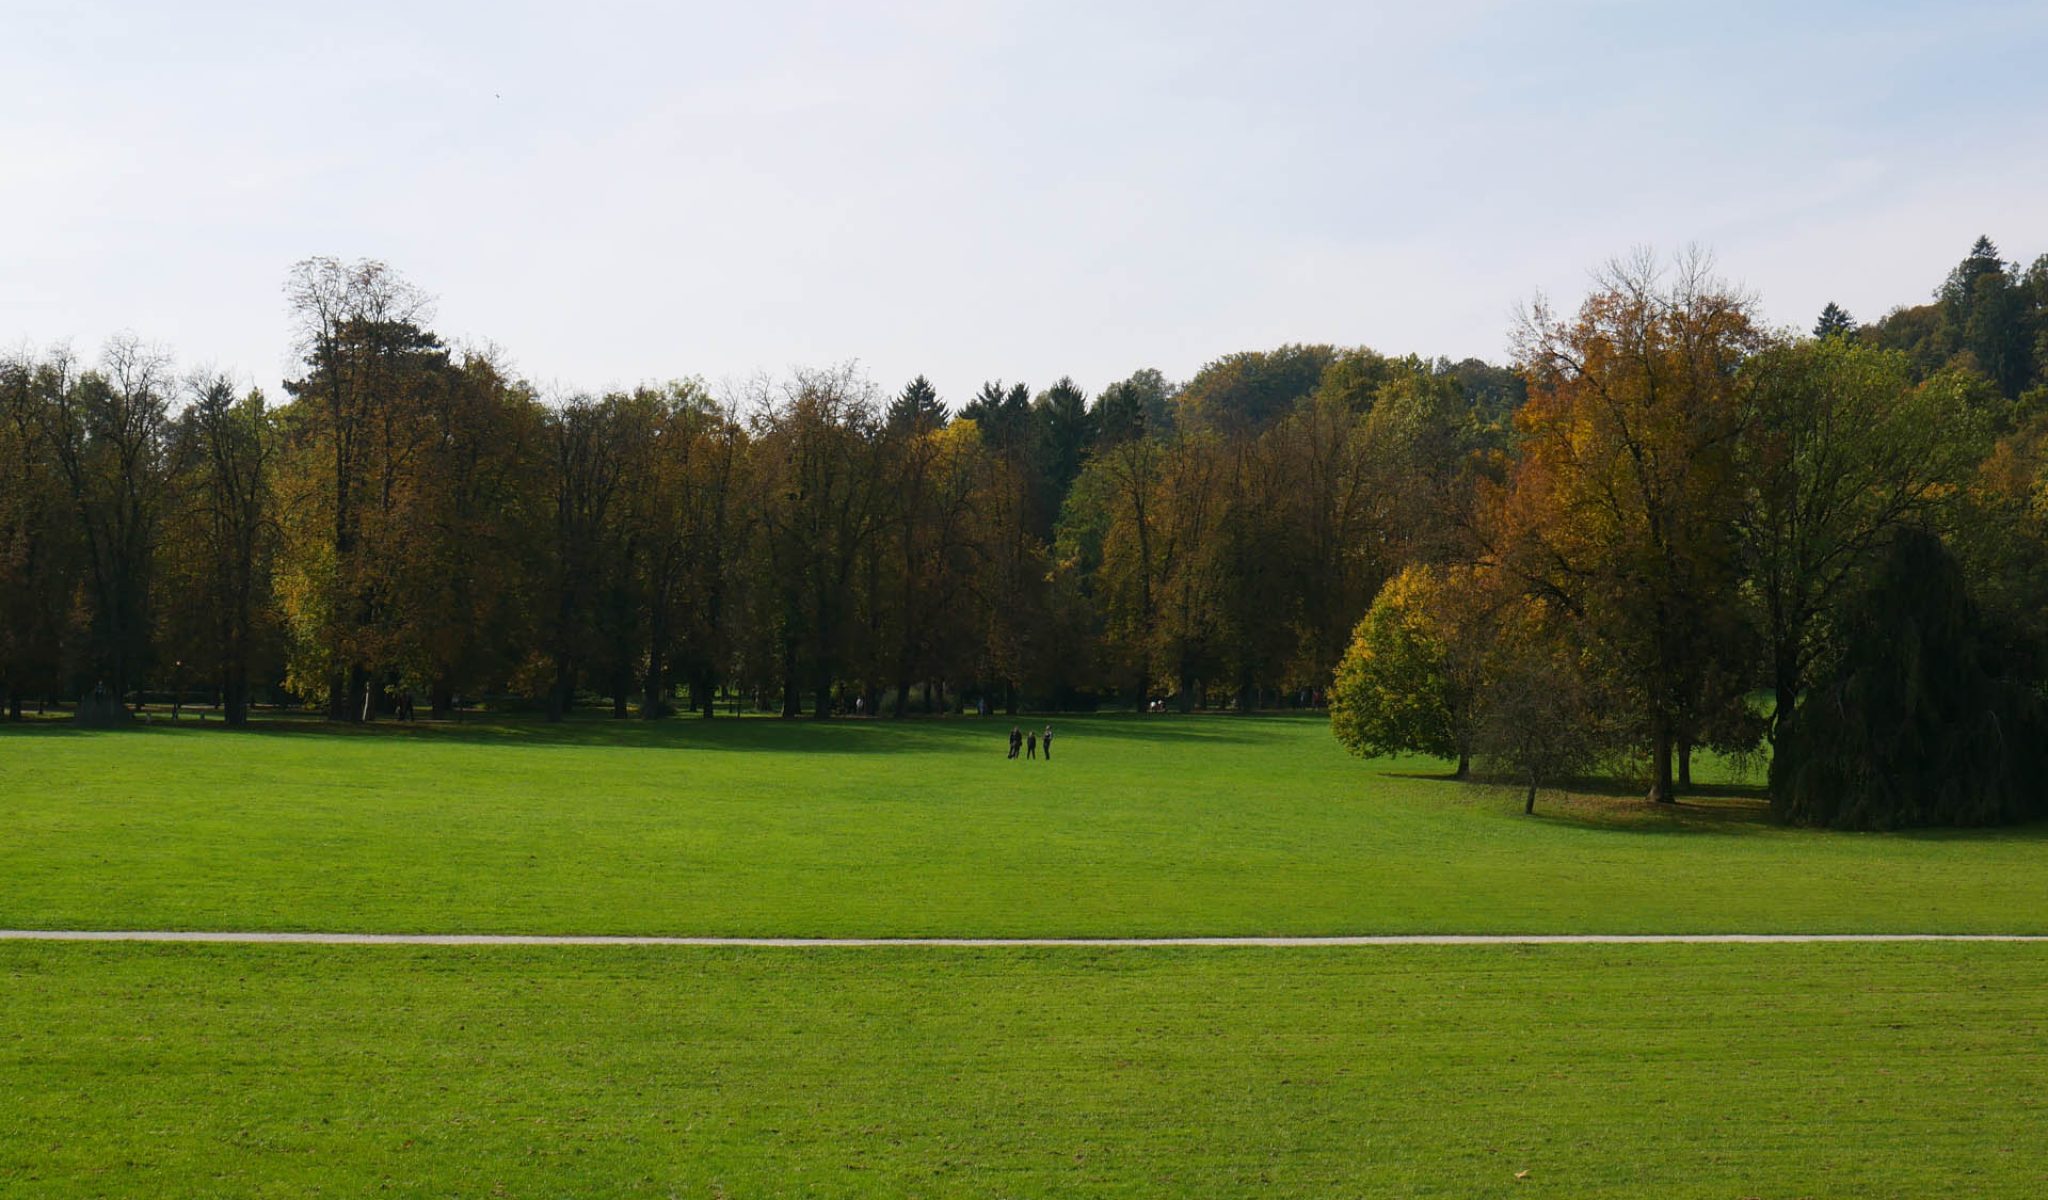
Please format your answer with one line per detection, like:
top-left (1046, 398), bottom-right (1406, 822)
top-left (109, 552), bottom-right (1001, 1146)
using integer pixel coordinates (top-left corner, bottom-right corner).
top-left (1771, 528), bottom-right (2048, 829)
top-left (959, 380), bottom-right (1031, 452)
top-left (1033, 376), bottom-right (1094, 502)
top-left (1814, 301), bottom-right (1856, 339)
top-left (886, 375), bottom-right (946, 434)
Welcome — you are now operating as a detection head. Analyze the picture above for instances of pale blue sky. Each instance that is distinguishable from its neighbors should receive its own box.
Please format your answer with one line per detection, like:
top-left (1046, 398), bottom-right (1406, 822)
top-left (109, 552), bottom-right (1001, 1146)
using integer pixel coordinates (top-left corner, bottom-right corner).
top-left (4, 1), bottom-right (2044, 403)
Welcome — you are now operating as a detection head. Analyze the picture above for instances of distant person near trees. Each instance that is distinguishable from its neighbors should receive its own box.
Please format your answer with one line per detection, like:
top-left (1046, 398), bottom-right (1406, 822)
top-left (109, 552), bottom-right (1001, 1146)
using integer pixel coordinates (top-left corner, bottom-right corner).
top-left (1027, 729), bottom-right (1037, 759)
top-left (1008, 726), bottom-right (1021, 758)
top-left (1042, 725), bottom-right (1053, 760)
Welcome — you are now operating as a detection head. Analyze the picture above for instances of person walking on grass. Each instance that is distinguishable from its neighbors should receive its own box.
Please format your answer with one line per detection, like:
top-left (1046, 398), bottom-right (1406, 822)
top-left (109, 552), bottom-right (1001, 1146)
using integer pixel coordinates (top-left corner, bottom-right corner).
top-left (1027, 729), bottom-right (1037, 759)
top-left (1041, 725), bottom-right (1053, 760)
top-left (1008, 725), bottom-right (1021, 759)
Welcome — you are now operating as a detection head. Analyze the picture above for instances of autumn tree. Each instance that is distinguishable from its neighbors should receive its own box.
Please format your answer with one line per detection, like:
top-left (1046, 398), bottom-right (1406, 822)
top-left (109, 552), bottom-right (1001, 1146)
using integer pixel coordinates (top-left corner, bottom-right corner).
top-left (1499, 250), bottom-right (1763, 802)
top-left (753, 366), bottom-right (888, 718)
top-left (1149, 431), bottom-right (1228, 710)
top-left (278, 257), bottom-right (436, 720)
top-left (1062, 430), bottom-right (1162, 708)
top-left (159, 373), bottom-right (276, 724)
top-left (1264, 378), bottom-right (1383, 686)
top-left (538, 392), bottom-right (640, 721)
top-left (631, 382), bottom-right (754, 718)
top-left (388, 352), bottom-right (546, 717)
top-left (882, 400), bottom-right (985, 715)
top-left (0, 349), bottom-right (75, 718)
top-left (41, 337), bottom-right (176, 717)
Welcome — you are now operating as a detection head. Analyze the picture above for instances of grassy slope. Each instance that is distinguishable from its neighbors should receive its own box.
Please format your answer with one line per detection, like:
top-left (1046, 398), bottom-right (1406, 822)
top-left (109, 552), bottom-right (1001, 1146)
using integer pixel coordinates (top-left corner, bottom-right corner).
top-left (3, 942), bottom-right (2045, 1198)
top-left (2, 713), bottom-right (2042, 935)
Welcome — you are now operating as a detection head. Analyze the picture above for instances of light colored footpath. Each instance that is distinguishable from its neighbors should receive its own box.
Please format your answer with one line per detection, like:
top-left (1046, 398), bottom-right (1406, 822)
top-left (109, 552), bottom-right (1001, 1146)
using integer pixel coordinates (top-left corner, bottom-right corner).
top-left (2, 930), bottom-right (2045, 947)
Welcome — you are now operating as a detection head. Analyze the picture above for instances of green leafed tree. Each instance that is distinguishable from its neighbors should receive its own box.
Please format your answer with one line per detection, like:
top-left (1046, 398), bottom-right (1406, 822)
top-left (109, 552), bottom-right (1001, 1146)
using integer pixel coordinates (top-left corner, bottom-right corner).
top-left (1329, 563), bottom-right (1493, 776)
top-left (1737, 337), bottom-right (1989, 736)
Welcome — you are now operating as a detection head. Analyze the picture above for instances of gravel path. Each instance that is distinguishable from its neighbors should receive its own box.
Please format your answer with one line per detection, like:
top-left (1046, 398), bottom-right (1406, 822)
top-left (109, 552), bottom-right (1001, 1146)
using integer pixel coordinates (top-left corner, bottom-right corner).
top-left (3, 930), bottom-right (2044, 947)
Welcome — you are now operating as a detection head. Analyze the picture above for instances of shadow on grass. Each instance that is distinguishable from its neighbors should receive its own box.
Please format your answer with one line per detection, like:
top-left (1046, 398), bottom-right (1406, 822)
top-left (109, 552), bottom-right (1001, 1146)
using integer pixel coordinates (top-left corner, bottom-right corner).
top-left (0, 708), bottom-right (1296, 755)
top-left (1395, 768), bottom-right (2048, 843)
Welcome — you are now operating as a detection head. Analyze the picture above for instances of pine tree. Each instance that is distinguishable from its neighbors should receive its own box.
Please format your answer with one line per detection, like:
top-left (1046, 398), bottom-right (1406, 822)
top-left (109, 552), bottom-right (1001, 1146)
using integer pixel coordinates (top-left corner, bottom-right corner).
top-left (1814, 301), bottom-right (1856, 339)
top-left (886, 375), bottom-right (946, 434)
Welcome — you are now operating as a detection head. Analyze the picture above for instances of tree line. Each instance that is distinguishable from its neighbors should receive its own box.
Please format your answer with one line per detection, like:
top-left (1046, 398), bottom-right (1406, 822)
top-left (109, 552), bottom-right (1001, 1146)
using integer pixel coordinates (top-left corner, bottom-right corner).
top-left (0, 256), bottom-right (1516, 728)
top-left (6, 240), bottom-right (2048, 827)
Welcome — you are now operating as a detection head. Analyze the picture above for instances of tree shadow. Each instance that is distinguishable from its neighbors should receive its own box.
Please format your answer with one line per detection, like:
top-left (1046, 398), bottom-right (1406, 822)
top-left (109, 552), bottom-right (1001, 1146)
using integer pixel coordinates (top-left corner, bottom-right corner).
top-left (1399, 767), bottom-right (2048, 842)
top-left (1394, 767), bottom-right (1776, 837)
top-left (0, 709), bottom-right (1291, 755)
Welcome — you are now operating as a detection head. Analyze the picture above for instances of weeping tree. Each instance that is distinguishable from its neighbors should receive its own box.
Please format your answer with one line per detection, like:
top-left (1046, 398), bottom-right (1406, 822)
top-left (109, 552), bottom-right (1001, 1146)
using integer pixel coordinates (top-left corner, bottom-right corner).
top-left (1771, 528), bottom-right (2048, 829)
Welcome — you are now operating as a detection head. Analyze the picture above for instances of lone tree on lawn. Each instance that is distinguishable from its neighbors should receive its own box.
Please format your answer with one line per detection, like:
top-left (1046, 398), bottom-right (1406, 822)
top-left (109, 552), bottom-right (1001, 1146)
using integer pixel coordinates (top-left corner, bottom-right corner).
top-left (1471, 614), bottom-right (1612, 814)
top-left (1329, 563), bottom-right (1496, 777)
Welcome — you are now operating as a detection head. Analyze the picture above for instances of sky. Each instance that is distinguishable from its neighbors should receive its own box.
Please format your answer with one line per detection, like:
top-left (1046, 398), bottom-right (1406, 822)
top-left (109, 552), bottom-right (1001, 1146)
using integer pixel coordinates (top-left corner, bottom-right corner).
top-left (4, 0), bottom-right (2045, 405)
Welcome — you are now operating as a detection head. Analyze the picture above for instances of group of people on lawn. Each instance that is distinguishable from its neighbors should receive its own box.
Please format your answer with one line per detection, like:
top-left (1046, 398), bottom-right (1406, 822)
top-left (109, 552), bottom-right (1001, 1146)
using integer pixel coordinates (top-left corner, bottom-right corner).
top-left (1007, 724), bottom-right (1053, 760)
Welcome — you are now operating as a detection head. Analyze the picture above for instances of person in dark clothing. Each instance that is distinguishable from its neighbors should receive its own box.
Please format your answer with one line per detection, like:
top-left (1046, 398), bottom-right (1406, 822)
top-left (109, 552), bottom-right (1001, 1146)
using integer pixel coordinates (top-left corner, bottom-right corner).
top-left (1027, 730), bottom-right (1037, 759)
top-left (1008, 726), bottom-right (1021, 759)
top-left (1042, 725), bottom-right (1053, 760)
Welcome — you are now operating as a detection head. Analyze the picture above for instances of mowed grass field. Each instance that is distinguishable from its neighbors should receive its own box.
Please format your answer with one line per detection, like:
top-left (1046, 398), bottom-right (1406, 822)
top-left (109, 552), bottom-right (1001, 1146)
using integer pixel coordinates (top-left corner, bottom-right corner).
top-left (5, 942), bottom-right (2046, 1198)
top-left (1, 712), bottom-right (2045, 935)
top-left (4, 713), bottom-right (2047, 1197)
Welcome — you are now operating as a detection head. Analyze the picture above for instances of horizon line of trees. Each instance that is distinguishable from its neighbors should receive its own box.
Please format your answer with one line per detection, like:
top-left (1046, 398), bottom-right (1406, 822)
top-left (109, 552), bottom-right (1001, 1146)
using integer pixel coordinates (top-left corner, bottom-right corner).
top-left (7, 238), bottom-right (2048, 828)
top-left (1, 255), bottom-right (1522, 729)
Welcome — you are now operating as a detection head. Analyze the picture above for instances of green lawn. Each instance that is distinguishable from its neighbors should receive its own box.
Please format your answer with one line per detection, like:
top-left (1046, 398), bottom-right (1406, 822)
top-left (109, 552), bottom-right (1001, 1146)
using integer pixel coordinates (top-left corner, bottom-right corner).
top-left (5, 714), bottom-right (2047, 1197)
top-left (3, 941), bottom-right (2043, 1198)
top-left (1, 713), bottom-right (2043, 935)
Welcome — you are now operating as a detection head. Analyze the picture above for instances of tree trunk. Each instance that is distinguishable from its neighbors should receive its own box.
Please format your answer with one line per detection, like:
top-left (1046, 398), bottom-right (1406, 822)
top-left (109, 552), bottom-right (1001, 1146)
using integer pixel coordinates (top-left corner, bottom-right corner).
top-left (1455, 750), bottom-right (1470, 780)
top-left (548, 658), bottom-right (571, 722)
top-left (1770, 643), bottom-right (1800, 746)
top-left (224, 674), bottom-right (250, 727)
top-left (1525, 769), bottom-right (1538, 815)
top-left (326, 670), bottom-right (350, 722)
top-left (643, 646), bottom-right (665, 719)
top-left (779, 636), bottom-right (801, 718)
top-left (893, 676), bottom-right (910, 718)
top-left (1134, 670), bottom-right (1149, 713)
top-left (1177, 672), bottom-right (1194, 714)
top-left (1678, 741), bottom-right (1693, 791)
top-left (1647, 716), bottom-right (1675, 803)
top-left (430, 680), bottom-right (453, 721)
